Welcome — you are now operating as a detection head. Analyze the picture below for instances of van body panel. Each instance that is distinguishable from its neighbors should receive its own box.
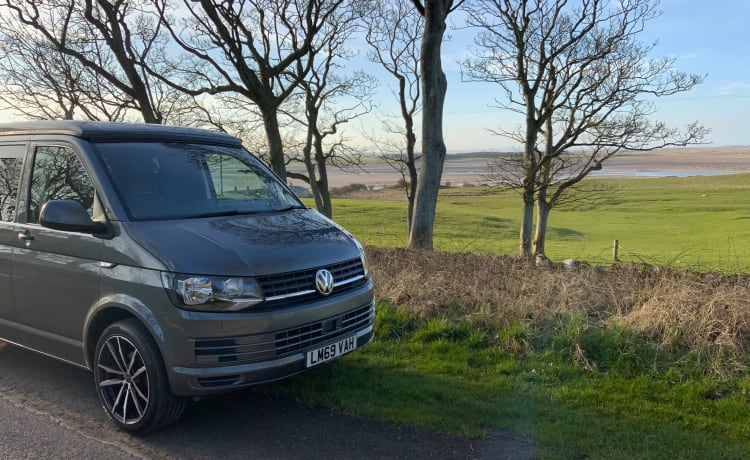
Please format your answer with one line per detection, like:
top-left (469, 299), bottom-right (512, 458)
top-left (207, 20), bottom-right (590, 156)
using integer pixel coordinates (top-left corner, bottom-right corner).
top-left (0, 121), bottom-right (374, 412)
top-left (122, 209), bottom-right (361, 276)
top-left (100, 222), bottom-right (170, 270)
top-left (0, 222), bottom-right (17, 341)
top-left (10, 224), bottom-right (102, 364)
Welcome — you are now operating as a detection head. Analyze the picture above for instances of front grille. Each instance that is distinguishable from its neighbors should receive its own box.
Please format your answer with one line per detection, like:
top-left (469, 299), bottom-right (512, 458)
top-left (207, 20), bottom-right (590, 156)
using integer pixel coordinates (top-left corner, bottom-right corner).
top-left (191, 303), bottom-right (374, 365)
top-left (256, 258), bottom-right (366, 309)
top-left (275, 304), bottom-right (372, 355)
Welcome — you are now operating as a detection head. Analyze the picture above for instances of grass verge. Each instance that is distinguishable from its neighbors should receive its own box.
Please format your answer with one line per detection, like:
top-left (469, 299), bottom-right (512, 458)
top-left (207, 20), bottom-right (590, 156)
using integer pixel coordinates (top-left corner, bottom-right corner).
top-left (268, 302), bottom-right (750, 458)
top-left (277, 174), bottom-right (750, 457)
top-left (265, 247), bottom-right (750, 458)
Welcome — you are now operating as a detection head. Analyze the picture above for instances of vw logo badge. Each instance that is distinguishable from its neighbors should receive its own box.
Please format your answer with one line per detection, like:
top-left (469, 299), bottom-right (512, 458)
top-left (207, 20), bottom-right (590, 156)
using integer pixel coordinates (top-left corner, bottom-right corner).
top-left (315, 269), bottom-right (335, 296)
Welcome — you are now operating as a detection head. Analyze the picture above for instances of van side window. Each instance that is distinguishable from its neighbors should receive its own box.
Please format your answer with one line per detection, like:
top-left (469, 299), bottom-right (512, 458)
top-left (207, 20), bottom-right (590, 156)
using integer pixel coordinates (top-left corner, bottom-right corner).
top-left (28, 146), bottom-right (95, 224)
top-left (0, 145), bottom-right (25, 223)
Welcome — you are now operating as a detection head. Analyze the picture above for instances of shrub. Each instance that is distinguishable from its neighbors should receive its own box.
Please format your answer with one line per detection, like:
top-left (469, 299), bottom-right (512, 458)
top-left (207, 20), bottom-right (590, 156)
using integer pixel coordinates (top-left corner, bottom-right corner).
top-left (366, 246), bottom-right (750, 377)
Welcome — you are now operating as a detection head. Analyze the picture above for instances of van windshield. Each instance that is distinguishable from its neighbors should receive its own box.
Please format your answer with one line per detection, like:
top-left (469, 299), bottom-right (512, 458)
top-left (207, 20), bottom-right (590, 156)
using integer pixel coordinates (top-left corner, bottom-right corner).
top-left (93, 142), bottom-right (303, 221)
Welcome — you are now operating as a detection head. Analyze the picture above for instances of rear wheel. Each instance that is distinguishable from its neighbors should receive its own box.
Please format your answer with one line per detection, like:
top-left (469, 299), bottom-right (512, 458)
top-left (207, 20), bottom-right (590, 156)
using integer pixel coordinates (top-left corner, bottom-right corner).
top-left (94, 319), bottom-right (186, 434)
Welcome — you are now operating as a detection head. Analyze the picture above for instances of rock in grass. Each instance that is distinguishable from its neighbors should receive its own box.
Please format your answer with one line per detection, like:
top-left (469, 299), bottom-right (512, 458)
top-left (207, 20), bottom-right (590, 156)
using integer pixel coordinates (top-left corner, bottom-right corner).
top-left (561, 259), bottom-right (578, 270)
top-left (535, 253), bottom-right (552, 268)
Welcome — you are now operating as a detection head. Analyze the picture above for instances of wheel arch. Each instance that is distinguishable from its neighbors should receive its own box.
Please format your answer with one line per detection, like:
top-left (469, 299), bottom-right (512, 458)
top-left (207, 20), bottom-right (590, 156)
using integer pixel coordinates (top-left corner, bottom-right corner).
top-left (83, 295), bottom-right (167, 370)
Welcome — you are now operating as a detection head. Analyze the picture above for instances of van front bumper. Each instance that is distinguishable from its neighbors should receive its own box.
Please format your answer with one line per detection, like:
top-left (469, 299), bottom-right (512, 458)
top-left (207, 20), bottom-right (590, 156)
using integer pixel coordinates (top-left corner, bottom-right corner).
top-left (168, 301), bottom-right (375, 396)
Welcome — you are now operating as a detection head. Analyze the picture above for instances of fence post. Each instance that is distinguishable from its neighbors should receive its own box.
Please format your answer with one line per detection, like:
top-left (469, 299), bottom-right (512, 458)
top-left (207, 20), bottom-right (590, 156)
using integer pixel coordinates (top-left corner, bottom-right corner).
top-left (613, 239), bottom-right (619, 263)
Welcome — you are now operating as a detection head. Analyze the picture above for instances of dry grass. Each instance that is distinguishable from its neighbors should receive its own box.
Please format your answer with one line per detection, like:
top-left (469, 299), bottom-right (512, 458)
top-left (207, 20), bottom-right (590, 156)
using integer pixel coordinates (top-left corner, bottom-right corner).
top-left (367, 247), bottom-right (750, 373)
top-left (618, 274), bottom-right (750, 368)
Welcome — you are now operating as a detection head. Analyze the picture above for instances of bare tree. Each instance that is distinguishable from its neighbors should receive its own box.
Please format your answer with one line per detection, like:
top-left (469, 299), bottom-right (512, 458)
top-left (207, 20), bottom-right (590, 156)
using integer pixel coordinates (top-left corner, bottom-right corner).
top-left (0, 0), bottom-right (185, 124)
top-left (364, 0), bottom-right (422, 233)
top-left (151, 0), bottom-right (347, 181)
top-left (408, 0), bottom-right (464, 250)
top-left (463, 0), bottom-right (707, 259)
top-left (0, 28), bottom-right (134, 121)
top-left (284, 5), bottom-right (376, 218)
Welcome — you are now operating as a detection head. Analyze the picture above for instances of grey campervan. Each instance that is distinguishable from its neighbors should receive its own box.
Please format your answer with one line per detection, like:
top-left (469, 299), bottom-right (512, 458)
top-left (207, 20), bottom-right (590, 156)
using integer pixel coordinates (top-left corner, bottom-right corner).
top-left (0, 121), bottom-right (374, 433)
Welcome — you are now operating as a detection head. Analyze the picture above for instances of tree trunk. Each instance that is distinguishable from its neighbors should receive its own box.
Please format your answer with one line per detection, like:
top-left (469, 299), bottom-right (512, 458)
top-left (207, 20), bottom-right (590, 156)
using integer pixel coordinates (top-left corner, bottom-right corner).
top-left (301, 96), bottom-right (333, 218)
top-left (406, 170), bottom-right (417, 234)
top-left (399, 70), bottom-right (419, 234)
top-left (405, 129), bottom-right (418, 234)
top-left (408, 0), bottom-right (450, 250)
top-left (261, 108), bottom-right (287, 181)
top-left (519, 115), bottom-right (538, 259)
top-left (302, 145), bottom-right (322, 208)
top-left (304, 153), bottom-right (333, 218)
top-left (533, 188), bottom-right (551, 256)
top-left (520, 192), bottom-right (534, 258)
top-left (313, 137), bottom-right (333, 218)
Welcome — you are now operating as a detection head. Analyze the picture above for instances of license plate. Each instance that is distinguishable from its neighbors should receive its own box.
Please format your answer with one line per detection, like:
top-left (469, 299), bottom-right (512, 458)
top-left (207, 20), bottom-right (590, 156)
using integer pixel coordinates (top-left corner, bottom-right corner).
top-left (306, 335), bottom-right (357, 368)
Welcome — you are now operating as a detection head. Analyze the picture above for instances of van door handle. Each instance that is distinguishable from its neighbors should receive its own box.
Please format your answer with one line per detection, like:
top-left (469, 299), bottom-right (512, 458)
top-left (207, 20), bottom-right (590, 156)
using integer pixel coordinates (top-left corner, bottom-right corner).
top-left (17, 231), bottom-right (35, 246)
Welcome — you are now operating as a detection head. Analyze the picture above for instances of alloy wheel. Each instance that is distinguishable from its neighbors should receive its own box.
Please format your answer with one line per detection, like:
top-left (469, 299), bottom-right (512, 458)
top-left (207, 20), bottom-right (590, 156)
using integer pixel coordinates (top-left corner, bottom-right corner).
top-left (96, 335), bottom-right (150, 425)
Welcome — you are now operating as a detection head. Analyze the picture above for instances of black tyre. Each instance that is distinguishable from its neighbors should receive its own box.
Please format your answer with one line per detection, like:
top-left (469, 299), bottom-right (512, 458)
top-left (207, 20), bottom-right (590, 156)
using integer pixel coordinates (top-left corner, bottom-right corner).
top-left (94, 318), bottom-right (186, 434)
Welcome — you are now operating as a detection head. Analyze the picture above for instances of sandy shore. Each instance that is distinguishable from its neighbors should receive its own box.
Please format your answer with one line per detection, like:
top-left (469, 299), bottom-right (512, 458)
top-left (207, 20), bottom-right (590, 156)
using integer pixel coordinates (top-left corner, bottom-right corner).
top-left (287, 147), bottom-right (750, 189)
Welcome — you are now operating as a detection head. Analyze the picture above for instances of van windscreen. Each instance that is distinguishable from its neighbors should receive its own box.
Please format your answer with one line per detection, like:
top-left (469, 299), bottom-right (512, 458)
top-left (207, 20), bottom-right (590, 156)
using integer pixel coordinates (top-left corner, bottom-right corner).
top-left (93, 142), bottom-right (303, 221)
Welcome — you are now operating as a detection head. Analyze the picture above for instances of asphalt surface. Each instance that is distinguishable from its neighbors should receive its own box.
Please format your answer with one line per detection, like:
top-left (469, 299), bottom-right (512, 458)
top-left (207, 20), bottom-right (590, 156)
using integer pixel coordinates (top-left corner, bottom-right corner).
top-left (0, 342), bottom-right (535, 459)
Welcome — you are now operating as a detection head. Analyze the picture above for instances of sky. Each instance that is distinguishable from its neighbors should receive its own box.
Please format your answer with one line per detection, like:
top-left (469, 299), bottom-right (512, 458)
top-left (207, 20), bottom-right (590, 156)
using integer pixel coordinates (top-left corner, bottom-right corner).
top-left (0, 0), bottom-right (746, 153)
top-left (356, 0), bottom-right (750, 153)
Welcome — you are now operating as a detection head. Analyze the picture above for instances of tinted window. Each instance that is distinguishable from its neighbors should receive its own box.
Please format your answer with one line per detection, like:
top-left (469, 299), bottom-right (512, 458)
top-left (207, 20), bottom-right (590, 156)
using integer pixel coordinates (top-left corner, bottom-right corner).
top-left (28, 146), bottom-right (95, 224)
top-left (94, 142), bottom-right (302, 221)
top-left (0, 145), bottom-right (24, 223)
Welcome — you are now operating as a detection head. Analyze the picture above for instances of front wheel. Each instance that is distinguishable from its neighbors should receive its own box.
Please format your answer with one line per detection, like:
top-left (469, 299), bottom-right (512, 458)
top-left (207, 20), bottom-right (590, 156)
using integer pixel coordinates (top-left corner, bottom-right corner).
top-left (94, 319), bottom-right (186, 434)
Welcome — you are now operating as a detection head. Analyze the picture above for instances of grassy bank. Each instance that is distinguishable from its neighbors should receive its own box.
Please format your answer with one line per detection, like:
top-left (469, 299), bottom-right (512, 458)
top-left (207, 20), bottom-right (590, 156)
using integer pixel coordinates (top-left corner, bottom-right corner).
top-left (273, 174), bottom-right (750, 458)
top-left (323, 172), bottom-right (750, 271)
top-left (268, 249), bottom-right (750, 458)
top-left (273, 304), bottom-right (750, 458)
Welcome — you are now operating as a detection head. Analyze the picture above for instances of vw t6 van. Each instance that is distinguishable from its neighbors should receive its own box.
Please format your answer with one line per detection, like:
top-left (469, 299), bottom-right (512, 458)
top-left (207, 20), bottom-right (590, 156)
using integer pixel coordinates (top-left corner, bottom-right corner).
top-left (0, 121), bottom-right (374, 433)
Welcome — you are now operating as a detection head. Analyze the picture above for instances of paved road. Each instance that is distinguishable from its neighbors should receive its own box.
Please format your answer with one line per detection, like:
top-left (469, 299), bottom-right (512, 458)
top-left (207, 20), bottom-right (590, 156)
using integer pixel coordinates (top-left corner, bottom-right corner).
top-left (0, 342), bottom-right (534, 459)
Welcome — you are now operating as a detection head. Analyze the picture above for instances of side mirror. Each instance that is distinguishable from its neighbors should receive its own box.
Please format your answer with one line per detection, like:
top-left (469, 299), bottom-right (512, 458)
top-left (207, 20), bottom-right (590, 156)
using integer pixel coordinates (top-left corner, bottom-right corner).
top-left (39, 200), bottom-right (105, 234)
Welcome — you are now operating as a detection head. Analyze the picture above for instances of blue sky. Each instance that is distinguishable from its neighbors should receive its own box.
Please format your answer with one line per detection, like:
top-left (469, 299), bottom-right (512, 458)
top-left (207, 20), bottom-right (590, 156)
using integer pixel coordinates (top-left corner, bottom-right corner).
top-left (0, 1), bottom-right (745, 153)
top-left (366, 0), bottom-right (750, 152)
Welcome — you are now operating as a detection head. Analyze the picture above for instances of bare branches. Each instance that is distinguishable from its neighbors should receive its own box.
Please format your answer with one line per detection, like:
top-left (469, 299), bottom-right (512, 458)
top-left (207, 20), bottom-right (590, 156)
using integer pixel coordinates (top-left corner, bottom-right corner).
top-left (411, 0), bottom-right (465, 16)
top-left (281, 2), bottom-right (376, 217)
top-left (364, 0), bottom-right (423, 230)
top-left (148, 0), bottom-right (348, 180)
top-left (0, 0), bottom-right (188, 123)
top-left (0, 12), bottom-right (135, 120)
top-left (411, 0), bottom-right (425, 16)
top-left (463, 0), bottom-right (708, 257)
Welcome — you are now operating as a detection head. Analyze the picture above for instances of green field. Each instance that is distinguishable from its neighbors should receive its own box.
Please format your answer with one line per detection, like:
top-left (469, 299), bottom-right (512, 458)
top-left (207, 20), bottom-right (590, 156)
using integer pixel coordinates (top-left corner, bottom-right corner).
top-left (324, 173), bottom-right (750, 271)
top-left (276, 173), bottom-right (750, 458)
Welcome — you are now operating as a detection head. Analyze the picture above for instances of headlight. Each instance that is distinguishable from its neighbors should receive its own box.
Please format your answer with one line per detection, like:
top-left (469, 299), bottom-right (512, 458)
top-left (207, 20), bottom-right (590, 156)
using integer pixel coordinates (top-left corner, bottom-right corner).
top-left (162, 273), bottom-right (264, 312)
top-left (353, 238), bottom-right (369, 279)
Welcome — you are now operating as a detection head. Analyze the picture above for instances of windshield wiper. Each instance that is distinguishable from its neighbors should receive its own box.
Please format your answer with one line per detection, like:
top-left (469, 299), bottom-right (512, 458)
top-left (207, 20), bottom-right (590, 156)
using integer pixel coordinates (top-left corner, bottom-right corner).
top-left (188, 205), bottom-right (305, 219)
top-left (276, 204), bottom-right (306, 212)
top-left (189, 210), bottom-right (247, 219)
